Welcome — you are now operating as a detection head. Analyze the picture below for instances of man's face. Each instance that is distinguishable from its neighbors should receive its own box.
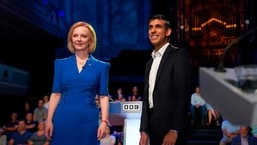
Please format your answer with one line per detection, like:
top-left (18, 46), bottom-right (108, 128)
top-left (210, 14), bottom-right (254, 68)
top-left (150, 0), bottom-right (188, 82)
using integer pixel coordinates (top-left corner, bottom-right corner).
top-left (148, 19), bottom-right (171, 50)
top-left (240, 126), bottom-right (249, 137)
top-left (38, 100), bottom-right (44, 108)
top-left (18, 121), bottom-right (26, 131)
top-left (25, 113), bottom-right (33, 121)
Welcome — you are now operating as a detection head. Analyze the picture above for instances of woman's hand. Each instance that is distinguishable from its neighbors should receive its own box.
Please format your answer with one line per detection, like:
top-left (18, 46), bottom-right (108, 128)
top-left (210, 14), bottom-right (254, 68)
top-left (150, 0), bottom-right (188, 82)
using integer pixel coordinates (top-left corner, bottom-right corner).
top-left (97, 122), bottom-right (107, 140)
top-left (45, 120), bottom-right (53, 140)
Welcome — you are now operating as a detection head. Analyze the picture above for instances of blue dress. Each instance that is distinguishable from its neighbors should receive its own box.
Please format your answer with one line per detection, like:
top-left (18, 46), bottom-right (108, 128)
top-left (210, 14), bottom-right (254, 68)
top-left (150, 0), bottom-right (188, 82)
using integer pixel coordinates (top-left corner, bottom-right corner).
top-left (50, 55), bottom-right (110, 145)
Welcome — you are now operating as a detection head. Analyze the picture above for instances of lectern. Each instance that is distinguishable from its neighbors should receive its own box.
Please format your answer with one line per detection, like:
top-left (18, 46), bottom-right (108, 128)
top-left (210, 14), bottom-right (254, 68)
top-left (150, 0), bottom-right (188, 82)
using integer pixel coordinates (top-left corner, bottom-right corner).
top-left (109, 101), bottom-right (142, 145)
top-left (199, 67), bottom-right (257, 125)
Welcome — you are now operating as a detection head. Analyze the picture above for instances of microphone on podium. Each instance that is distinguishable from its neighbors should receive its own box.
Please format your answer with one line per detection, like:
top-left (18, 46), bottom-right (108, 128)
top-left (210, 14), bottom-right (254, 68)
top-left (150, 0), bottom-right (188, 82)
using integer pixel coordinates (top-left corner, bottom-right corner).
top-left (215, 27), bottom-right (257, 72)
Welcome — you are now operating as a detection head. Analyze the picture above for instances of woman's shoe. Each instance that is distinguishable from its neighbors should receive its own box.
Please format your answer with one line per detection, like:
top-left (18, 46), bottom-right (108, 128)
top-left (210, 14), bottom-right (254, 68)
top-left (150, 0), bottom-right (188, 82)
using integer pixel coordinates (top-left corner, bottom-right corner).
top-left (216, 120), bottom-right (220, 126)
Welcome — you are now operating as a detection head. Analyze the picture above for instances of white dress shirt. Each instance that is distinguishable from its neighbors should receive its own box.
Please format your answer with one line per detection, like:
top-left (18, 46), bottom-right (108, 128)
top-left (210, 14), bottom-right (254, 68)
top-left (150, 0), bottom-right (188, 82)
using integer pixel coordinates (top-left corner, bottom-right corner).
top-left (241, 136), bottom-right (249, 145)
top-left (148, 43), bottom-right (169, 108)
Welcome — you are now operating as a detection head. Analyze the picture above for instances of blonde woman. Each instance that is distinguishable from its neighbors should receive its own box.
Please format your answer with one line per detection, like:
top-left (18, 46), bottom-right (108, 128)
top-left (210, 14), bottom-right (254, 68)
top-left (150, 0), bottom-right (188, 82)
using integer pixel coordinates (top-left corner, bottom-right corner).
top-left (45, 21), bottom-right (110, 145)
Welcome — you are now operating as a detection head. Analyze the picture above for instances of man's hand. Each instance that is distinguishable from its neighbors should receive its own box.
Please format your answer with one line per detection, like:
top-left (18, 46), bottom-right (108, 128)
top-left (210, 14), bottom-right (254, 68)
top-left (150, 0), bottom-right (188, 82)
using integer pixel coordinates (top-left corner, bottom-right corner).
top-left (139, 132), bottom-right (148, 145)
top-left (162, 130), bottom-right (178, 145)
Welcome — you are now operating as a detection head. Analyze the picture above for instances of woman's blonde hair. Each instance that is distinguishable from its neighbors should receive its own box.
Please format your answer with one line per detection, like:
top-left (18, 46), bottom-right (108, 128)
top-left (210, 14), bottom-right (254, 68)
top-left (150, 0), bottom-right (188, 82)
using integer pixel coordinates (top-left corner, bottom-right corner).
top-left (67, 21), bottom-right (97, 53)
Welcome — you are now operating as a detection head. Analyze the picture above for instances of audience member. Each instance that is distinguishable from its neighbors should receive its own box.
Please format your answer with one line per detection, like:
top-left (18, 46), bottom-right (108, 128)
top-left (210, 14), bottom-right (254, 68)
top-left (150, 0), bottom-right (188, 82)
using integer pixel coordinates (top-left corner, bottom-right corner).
top-left (219, 119), bottom-right (240, 145)
top-left (8, 120), bottom-right (32, 145)
top-left (42, 95), bottom-right (50, 109)
top-left (190, 86), bottom-right (207, 125)
top-left (2, 112), bottom-right (18, 141)
top-left (100, 125), bottom-right (116, 145)
top-left (33, 99), bottom-right (48, 122)
top-left (112, 87), bottom-right (126, 101)
top-left (28, 120), bottom-right (50, 145)
top-left (206, 103), bottom-right (221, 126)
top-left (0, 127), bottom-right (7, 145)
top-left (24, 112), bottom-right (37, 133)
top-left (127, 85), bottom-right (141, 101)
top-left (19, 102), bottom-right (34, 120)
top-left (114, 130), bottom-right (124, 145)
top-left (231, 125), bottom-right (257, 145)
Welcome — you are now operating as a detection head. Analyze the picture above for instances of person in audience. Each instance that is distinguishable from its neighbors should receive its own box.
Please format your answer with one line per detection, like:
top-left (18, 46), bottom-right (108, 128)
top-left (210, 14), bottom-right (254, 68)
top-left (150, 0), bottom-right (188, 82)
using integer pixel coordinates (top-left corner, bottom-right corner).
top-left (100, 125), bottom-right (116, 145)
top-left (24, 112), bottom-right (37, 133)
top-left (8, 120), bottom-right (32, 145)
top-left (0, 127), bottom-right (7, 145)
top-left (19, 102), bottom-right (34, 120)
top-left (114, 130), bottom-right (124, 145)
top-left (231, 125), bottom-right (257, 145)
top-left (28, 120), bottom-right (50, 145)
top-left (33, 99), bottom-right (47, 122)
top-left (190, 86), bottom-right (207, 125)
top-left (127, 85), bottom-right (142, 101)
top-left (2, 111), bottom-right (19, 142)
top-left (42, 95), bottom-right (50, 109)
top-left (206, 103), bottom-right (221, 126)
top-left (44, 21), bottom-right (110, 145)
top-left (112, 87), bottom-right (126, 101)
top-left (139, 14), bottom-right (192, 145)
top-left (219, 119), bottom-right (240, 145)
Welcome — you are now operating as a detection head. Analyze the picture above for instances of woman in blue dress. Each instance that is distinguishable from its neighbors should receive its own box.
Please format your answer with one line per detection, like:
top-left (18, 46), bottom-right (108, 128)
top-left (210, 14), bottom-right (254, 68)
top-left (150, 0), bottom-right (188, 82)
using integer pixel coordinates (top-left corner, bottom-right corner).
top-left (45, 21), bottom-right (110, 145)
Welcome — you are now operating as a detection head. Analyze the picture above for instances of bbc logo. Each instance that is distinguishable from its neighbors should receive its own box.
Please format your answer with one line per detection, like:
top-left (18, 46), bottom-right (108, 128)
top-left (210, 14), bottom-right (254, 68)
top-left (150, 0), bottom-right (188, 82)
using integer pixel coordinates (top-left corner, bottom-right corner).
top-left (122, 104), bottom-right (140, 111)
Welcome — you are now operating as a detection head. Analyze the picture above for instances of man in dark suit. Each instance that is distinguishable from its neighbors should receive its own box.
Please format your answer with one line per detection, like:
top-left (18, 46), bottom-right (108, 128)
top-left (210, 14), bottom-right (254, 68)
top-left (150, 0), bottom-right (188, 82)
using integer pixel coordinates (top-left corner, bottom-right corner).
top-left (139, 14), bottom-right (192, 145)
top-left (231, 125), bottom-right (257, 145)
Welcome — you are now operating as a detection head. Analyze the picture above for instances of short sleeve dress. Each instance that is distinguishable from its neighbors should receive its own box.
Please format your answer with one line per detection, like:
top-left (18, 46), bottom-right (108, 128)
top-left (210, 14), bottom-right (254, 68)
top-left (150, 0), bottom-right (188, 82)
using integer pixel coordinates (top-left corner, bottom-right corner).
top-left (50, 55), bottom-right (110, 145)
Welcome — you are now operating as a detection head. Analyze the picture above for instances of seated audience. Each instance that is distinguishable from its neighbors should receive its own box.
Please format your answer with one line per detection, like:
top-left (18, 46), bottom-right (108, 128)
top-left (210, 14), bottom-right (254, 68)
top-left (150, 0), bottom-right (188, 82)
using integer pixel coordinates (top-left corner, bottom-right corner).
top-left (112, 87), bottom-right (126, 101)
top-left (19, 102), bottom-right (34, 120)
top-left (33, 99), bottom-right (48, 122)
top-left (0, 127), bottom-right (7, 145)
top-left (190, 86), bottom-right (207, 125)
top-left (2, 112), bottom-right (19, 141)
top-left (206, 103), bottom-right (221, 126)
top-left (28, 120), bottom-right (50, 145)
top-left (127, 86), bottom-right (141, 101)
top-left (24, 112), bottom-right (37, 133)
top-left (8, 120), bottom-right (32, 145)
top-left (42, 95), bottom-right (49, 109)
top-left (231, 125), bottom-right (257, 145)
top-left (219, 119), bottom-right (240, 145)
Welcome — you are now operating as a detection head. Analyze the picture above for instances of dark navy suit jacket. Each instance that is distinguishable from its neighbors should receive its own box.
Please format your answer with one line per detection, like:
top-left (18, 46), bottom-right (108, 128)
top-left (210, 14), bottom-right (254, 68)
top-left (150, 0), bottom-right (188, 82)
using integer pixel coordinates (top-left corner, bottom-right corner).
top-left (232, 135), bottom-right (257, 145)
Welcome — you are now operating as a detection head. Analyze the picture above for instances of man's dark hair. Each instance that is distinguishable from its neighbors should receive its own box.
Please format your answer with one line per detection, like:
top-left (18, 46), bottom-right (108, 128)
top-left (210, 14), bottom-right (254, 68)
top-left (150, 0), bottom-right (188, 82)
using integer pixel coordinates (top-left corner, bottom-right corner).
top-left (148, 14), bottom-right (171, 29)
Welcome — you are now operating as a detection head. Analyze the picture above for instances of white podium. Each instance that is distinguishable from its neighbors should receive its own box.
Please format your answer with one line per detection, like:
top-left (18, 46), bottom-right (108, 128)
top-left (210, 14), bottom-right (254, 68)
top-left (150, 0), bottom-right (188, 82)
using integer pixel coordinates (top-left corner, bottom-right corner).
top-left (109, 101), bottom-right (142, 145)
top-left (199, 67), bottom-right (257, 125)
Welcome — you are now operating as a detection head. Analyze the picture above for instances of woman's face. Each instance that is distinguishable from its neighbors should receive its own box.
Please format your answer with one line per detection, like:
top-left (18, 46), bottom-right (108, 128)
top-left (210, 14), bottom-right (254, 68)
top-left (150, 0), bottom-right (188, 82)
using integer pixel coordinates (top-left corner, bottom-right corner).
top-left (43, 95), bottom-right (49, 102)
top-left (72, 26), bottom-right (91, 51)
top-left (25, 103), bottom-right (30, 110)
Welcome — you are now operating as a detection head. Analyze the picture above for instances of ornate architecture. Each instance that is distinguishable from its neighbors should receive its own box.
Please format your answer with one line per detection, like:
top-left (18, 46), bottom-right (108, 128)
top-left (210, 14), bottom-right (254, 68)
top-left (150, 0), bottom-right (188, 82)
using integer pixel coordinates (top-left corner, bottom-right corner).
top-left (174, 0), bottom-right (256, 68)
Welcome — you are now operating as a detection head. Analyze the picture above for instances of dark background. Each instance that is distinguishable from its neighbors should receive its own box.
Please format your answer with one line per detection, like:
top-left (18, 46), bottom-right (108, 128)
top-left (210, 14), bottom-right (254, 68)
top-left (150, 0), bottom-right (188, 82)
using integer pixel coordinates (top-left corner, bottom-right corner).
top-left (0, 0), bottom-right (256, 125)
